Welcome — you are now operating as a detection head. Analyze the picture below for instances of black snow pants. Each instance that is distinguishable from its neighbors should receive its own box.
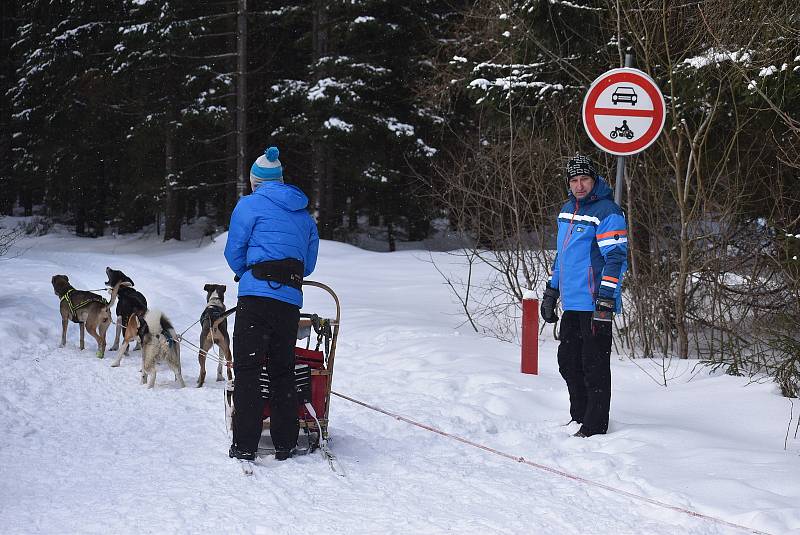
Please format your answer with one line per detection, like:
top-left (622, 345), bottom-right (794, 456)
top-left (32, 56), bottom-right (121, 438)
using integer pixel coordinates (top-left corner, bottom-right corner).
top-left (232, 295), bottom-right (300, 454)
top-left (557, 310), bottom-right (612, 436)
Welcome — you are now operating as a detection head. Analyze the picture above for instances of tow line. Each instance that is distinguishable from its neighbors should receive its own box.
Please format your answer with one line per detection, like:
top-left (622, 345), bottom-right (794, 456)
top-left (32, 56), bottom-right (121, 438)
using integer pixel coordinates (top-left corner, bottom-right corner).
top-left (331, 391), bottom-right (771, 535)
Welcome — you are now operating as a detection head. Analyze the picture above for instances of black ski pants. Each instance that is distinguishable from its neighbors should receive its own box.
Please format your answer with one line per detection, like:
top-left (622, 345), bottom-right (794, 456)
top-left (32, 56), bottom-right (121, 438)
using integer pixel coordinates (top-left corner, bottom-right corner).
top-left (232, 295), bottom-right (300, 454)
top-left (557, 311), bottom-right (612, 436)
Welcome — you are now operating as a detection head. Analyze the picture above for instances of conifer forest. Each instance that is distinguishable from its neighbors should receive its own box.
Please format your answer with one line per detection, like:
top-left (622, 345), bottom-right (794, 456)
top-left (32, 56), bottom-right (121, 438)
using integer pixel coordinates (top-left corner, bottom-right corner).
top-left (2, 1), bottom-right (800, 392)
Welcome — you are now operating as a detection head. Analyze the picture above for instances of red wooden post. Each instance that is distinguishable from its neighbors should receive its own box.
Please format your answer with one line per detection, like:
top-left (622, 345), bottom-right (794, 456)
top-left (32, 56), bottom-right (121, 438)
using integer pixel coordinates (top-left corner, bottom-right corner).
top-left (521, 297), bottom-right (539, 375)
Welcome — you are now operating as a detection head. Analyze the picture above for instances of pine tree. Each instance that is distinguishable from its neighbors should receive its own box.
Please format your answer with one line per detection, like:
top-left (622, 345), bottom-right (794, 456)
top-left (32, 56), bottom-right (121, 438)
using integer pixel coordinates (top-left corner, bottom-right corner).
top-left (105, 0), bottom-right (236, 240)
top-left (246, 0), bottom-right (314, 195)
top-left (255, 0), bottom-right (453, 245)
top-left (322, 1), bottom-right (435, 246)
top-left (9, 0), bottom-right (128, 234)
top-left (0, 0), bottom-right (19, 214)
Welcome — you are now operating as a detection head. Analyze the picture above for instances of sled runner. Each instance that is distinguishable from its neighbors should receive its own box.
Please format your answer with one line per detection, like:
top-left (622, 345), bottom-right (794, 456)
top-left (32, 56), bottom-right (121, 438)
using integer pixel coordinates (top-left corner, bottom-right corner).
top-left (223, 281), bottom-right (341, 459)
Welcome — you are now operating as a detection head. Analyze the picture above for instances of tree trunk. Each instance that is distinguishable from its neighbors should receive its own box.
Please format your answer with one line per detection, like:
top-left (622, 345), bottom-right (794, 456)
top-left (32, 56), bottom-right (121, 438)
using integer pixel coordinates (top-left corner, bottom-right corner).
top-left (675, 242), bottom-right (690, 359)
top-left (311, 0), bottom-right (331, 238)
top-left (312, 143), bottom-right (333, 238)
top-left (627, 168), bottom-right (652, 280)
top-left (347, 196), bottom-right (357, 230)
top-left (22, 186), bottom-right (32, 216)
top-left (235, 0), bottom-right (248, 200)
top-left (220, 9), bottom-right (238, 227)
top-left (164, 131), bottom-right (181, 241)
top-left (675, 151), bottom-right (691, 359)
top-left (75, 207), bottom-right (86, 236)
top-left (387, 219), bottom-right (396, 252)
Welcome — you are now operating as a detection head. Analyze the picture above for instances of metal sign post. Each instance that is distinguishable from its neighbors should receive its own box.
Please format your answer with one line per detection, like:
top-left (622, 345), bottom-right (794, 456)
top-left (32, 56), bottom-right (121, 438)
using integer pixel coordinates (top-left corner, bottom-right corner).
top-left (614, 54), bottom-right (633, 205)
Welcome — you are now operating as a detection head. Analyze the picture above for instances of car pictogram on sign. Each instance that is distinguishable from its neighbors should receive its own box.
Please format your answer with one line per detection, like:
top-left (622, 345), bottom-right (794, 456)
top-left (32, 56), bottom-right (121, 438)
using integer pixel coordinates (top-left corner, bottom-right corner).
top-left (611, 86), bottom-right (638, 105)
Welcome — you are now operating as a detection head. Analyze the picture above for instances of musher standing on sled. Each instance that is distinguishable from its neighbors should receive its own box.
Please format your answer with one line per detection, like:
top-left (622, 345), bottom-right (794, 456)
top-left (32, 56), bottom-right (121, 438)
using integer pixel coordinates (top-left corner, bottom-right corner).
top-left (540, 155), bottom-right (628, 438)
top-left (225, 145), bottom-right (319, 461)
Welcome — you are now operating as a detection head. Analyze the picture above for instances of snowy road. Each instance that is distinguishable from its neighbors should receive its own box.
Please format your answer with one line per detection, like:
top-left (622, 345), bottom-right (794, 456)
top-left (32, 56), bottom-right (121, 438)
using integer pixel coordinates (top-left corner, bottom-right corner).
top-left (0, 230), bottom-right (797, 534)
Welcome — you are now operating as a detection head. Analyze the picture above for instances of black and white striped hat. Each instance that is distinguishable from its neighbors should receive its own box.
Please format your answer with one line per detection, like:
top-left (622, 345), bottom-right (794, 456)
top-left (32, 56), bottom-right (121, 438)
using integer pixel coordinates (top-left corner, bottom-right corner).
top-left (566, 154), bottom-right (597, 181)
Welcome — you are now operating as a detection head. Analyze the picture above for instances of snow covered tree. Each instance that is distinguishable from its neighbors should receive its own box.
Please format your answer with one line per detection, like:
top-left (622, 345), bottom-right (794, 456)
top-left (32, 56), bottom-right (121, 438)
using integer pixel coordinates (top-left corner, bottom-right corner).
top-left (252, 0), bottom-right (451, 244)
top-left (323, 0), bottom-right (453, 246)
top-left (0, 0), bottom-right (20, 214)
top-left (9, 0), bottom-right (127, 235)
top-left (6, 0), bottom-right (459, 245)
top-left (110, 0), bottom-right (234, 240)
top-left (9, 0), bottom-right (237, 237)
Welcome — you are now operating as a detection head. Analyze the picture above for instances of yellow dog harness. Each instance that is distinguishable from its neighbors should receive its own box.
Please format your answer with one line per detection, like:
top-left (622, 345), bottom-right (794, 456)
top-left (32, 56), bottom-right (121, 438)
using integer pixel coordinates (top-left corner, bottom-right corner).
top-left (60, 288), bottom-right (108, 323)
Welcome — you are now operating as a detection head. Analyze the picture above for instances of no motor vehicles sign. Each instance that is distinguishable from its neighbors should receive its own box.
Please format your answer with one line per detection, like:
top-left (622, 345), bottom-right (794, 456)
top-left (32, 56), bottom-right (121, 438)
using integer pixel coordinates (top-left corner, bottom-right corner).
top-left (582, 68), bottom-right (665, 156)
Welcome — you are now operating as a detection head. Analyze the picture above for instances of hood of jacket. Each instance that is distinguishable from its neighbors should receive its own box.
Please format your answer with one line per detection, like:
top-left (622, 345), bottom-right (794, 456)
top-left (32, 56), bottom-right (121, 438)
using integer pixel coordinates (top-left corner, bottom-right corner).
top-left (253, 181), bottom-right (309, 212)
top-left (568, 175), bottom-right (613, 205)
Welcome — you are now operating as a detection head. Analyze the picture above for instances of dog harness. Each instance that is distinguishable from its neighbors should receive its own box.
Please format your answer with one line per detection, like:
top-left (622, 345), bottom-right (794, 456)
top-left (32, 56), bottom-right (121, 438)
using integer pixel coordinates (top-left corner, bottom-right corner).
top-left (162, 329), bottom-right (176, 348)
top-left (200, 304), bottom-right (226, 326)
top-left (135, 315), bottom-right (177, 348)
top-left (60, 289), bottom-right (108, 323)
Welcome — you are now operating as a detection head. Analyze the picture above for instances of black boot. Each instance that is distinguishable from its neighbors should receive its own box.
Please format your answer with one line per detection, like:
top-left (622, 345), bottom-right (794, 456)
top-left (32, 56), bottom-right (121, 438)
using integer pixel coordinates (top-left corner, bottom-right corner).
top-left (274, 449), bottom-right (293, 461)
top-left (229, 444), bottom-right (255, 461)
top-left (574, 427), bottom-right (606, 438)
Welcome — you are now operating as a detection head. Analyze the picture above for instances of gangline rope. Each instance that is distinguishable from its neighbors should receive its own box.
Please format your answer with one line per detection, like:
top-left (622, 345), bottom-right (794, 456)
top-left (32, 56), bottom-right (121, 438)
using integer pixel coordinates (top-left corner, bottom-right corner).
top-left (168, 312), bottom-right (768, 534)
top-left (331, 391), bottom-right (771, 535)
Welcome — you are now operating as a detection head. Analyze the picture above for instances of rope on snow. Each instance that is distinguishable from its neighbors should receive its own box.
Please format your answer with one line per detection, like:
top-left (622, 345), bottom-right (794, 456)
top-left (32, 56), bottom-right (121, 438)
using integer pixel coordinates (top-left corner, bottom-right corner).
top-left (331, 391), bottom-right (772, 535)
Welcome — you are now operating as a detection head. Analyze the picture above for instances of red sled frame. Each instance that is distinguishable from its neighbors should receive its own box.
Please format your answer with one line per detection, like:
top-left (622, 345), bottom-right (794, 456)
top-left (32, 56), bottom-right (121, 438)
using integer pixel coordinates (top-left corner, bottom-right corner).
top-left (223, 281), bottom-right (341, 453)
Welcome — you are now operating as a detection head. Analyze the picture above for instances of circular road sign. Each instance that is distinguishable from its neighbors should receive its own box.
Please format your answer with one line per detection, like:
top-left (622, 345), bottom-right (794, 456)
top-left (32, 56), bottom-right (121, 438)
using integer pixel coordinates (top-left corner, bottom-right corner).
top-left (582, 67), bottom-right (665, 156)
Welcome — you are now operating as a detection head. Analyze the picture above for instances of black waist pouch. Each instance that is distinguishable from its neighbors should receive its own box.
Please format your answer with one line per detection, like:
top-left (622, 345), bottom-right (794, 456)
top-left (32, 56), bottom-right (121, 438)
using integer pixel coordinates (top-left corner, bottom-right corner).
top-left (250, 258), bottom-right (304, 290)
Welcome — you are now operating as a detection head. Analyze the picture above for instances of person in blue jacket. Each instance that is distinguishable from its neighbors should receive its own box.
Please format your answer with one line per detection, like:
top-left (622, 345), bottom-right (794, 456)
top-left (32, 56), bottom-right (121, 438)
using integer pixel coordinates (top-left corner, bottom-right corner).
top-left (540, 154), bottom-right (628, 437)
top-left (224, 145), bottom-right (319, 461)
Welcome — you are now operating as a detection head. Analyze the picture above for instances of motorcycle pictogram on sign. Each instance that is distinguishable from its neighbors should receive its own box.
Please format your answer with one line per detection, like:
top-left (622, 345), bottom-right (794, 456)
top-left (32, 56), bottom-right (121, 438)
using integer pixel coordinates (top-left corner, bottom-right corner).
top-left (609, 120), bottom-right (634, 139)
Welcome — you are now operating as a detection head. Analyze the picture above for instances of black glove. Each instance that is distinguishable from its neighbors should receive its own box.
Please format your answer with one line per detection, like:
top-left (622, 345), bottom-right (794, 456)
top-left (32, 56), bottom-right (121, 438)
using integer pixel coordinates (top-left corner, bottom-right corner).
top-left (593, 297), bottom-right (615, 324)
top-left (234, 274), bottom-right (241, 283)
top-left (540, 286), bottom-right (560, 324)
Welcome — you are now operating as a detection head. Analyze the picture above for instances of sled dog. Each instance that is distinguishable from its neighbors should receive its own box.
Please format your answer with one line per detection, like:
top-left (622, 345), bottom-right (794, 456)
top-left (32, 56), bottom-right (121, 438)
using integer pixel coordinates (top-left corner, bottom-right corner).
top-left (51, 275), bottom-right (112, 358)
top-left (125, 309), bottom-right (185, 389)
top-left (104, 267), bottom-right (147, 355)
top-left (197, 284), bottom-right (232, 387)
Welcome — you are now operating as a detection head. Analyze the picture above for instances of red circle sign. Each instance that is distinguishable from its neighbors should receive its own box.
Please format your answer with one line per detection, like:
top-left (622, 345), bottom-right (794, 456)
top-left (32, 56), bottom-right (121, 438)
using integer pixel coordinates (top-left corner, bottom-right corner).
top-left (582, 68), bottom-right (665, 156)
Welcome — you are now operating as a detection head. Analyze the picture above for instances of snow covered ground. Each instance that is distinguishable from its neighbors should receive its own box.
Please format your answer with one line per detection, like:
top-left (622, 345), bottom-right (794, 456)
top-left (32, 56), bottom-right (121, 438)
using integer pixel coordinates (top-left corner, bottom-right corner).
top-left (0, 226), bottom-right (798, 535)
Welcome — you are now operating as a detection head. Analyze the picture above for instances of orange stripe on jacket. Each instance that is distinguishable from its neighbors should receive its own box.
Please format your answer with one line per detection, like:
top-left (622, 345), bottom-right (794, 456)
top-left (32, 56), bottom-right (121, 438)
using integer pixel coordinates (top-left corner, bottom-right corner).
top-left (602, 276), bottom-right (619, 283)
top-left (596, 230), bottom-right (627, 240)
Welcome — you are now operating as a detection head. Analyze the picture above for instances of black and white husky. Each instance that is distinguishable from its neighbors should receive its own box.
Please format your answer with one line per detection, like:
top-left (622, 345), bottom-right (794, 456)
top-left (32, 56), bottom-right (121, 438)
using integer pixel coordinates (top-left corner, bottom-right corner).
top-left (105, 267), bottom-right (147, 355)
top-left (123, 309), bottom-right (185, 389)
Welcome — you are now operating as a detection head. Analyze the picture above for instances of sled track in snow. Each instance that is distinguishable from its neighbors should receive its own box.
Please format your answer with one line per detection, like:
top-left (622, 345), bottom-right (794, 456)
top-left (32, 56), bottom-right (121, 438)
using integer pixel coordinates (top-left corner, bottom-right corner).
top-left (332, 391), bottom-right (772, 535)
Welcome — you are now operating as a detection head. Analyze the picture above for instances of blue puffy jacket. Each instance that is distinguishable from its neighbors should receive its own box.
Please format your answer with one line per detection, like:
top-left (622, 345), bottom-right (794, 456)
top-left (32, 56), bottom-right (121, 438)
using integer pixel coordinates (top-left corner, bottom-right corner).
top-left (224, 182), bottom-right (319, 308)
top-left (548, 177), bottom-right (628, 312)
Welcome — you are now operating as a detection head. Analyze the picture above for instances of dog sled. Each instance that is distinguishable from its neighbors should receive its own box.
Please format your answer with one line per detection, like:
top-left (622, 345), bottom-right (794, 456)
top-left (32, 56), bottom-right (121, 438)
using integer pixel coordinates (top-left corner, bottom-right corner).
top-left (222, 281), bottom-right (341, 469)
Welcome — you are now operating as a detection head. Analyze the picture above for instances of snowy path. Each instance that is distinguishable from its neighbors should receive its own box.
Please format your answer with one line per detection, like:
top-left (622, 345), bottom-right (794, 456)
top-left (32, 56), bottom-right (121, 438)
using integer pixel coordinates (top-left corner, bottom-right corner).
top-left (0, 231), bottom-right (797, 534)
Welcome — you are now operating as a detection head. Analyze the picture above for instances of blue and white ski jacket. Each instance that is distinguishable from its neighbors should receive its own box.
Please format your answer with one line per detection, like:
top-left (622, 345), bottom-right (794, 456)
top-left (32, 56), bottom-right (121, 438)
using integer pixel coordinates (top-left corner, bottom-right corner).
top-left (548, 176), bottom-right (628, 312)
top-left (224, 182), bottom-right (319, 308)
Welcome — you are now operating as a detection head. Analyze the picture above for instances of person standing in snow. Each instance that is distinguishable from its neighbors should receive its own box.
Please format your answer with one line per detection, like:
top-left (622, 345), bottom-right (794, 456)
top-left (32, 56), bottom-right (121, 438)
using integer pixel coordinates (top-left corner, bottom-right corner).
top-left (539, 155), bottom-right (628, 437)
top-left (224, 146), bottom-right (319, 461)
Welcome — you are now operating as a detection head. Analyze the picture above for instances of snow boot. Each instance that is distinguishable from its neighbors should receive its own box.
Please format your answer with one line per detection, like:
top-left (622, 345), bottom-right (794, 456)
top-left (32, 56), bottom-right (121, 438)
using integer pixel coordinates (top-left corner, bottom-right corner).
top-left (275, 449), bottom-right (293, 461)
top-left (229, 444), bottom-right (255, 461)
